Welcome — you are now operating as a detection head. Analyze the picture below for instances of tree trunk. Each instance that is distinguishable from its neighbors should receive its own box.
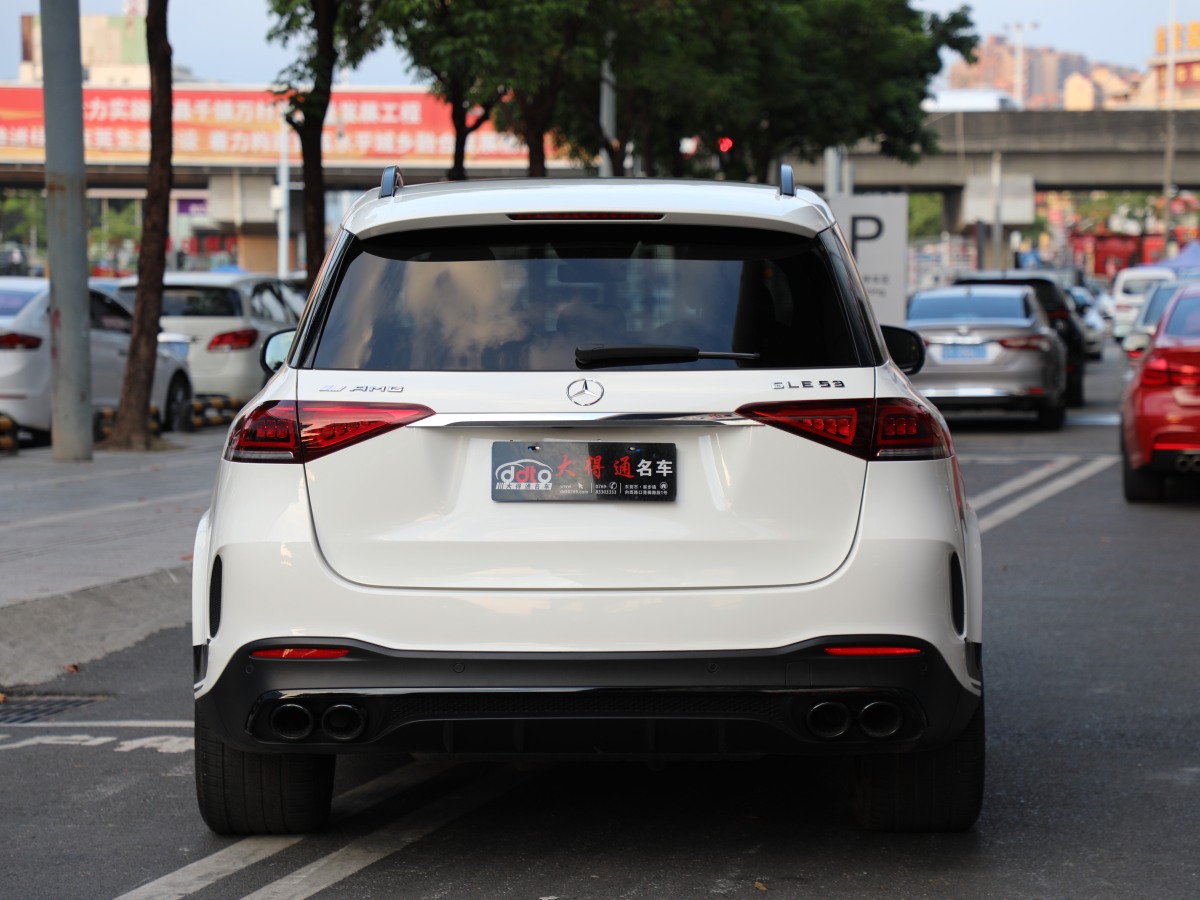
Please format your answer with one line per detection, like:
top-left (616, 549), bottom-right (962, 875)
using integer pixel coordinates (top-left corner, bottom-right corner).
top-left (107, 0), bottom-right (172, 450)
top-left (298, 121), bottom-right (327, 292)
top-left (296, 0), bottom-right (337, 293)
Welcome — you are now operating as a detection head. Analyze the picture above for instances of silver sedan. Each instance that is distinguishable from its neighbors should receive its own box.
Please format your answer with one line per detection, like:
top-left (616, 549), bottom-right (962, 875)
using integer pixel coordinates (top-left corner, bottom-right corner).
top-left (907, 284), bottom-right (1068, 430)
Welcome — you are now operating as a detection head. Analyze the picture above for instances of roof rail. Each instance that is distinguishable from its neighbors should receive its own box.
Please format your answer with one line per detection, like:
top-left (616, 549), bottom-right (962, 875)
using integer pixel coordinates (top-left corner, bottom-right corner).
top-left (380, 165), bottom-right (404, 198)
top-left (779, 163), bottom-right (795, 197)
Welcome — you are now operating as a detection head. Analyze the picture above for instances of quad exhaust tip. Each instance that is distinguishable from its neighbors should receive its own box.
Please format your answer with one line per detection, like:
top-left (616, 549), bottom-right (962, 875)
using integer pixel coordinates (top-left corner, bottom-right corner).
top-left (803, 700), bottom-right (904, 740)
top-left (267, 702), bottom-right (368, 742)
top-left (269, 703), bottom-right (315, 741)
top-left (321, 704), bottom-right (368, 742)
top-left (806, 701), bottom-right (852, 739)
top-left (858, 701), bottom-right (903, 739)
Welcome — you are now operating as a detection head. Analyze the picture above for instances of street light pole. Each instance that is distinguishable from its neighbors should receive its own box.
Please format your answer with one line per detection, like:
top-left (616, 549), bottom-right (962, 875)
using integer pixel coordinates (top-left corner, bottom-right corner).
top-left (1006, 21), bottom-right (1038, 109)
top-left (40, 0), bottom-right (92, 460)
top-left (1164, 0), bottom-right (1178, 257)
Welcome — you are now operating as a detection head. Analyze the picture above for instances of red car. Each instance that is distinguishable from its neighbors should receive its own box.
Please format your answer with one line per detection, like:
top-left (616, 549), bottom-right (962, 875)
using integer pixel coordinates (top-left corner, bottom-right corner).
top-left (1121, 284), bottom-right (1200, 501)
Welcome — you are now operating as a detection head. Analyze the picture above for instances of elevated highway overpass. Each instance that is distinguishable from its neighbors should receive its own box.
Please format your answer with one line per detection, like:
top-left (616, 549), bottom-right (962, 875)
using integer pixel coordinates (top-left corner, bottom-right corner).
top-left (788, 109), bottom-right (1200, 195)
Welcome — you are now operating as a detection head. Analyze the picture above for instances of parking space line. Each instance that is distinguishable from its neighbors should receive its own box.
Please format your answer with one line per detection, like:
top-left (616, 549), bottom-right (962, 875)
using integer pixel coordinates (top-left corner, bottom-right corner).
top-left (113, 760), bottom-right (455, 900)
top-left (967, 455), bottom-right (1080, 511)
top-left (978, 455), bottom-right (1118, 534)
top-left (238, 766), bottom-right (531, 900)
top-left (0, 489), bottom-right (211, 532)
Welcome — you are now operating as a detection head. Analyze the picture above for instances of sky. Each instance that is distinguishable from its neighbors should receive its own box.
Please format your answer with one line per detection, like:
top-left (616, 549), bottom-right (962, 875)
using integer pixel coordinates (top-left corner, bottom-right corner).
top-left (1, 1), bottom-right (1198, 86)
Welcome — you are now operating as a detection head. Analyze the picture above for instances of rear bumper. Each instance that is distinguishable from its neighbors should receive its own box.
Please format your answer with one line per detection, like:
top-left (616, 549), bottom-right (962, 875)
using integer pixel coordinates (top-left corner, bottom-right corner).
top-left (195, 636), bottom-right (982, 759)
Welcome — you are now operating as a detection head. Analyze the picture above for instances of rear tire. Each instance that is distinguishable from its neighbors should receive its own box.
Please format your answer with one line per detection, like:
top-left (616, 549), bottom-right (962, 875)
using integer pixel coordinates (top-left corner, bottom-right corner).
top-left (853, 697), bottom-right (985, 832)
top-left (1035, 397), bottom-right (1066, 430)
top-left (1065, 372), bottom-right (1085, 407)
top-left (164, 374), bottom-right (193, 434)
top-left (195, 718), bottom-right (335, 835)
top-left (1122, 440), bottom-right (1164, 503)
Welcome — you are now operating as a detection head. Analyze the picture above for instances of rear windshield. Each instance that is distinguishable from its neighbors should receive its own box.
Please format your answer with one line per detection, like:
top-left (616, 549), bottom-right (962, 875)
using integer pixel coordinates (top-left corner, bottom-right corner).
top-left (1163, 295), bottom-right (1200, 337)
top-left (312, 225), bottom-right (862, 371)
top-left (1141, 285), bottom-right (1180, 326)
top-left (1119, 277), bottom-right (1167, 296)
top-left (118, 286), bottom-right (242, 317)
top-left (0, 287), bottom-right (41, 316)
top-left (908, 292), bottom-right (1029, 321)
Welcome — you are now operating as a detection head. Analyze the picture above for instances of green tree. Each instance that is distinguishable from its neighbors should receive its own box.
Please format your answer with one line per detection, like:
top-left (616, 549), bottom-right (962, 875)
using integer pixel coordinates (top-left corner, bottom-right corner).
top-left (390, 0), bottom-right (506, 181)
top-left (269, 0), bottom-right (389, 288)
top-left (106, 0), bottom-right (173, 450)
top-left (0, 189), bottom-right (47, 258)
top-left (909, 193), bottom-right (945, 240)
top-left (543, 0), bottom-right (975, 183)
top-left (88, 201), bottom-right (141, 271)
top-left (488, 0), bottom-right (597, 177)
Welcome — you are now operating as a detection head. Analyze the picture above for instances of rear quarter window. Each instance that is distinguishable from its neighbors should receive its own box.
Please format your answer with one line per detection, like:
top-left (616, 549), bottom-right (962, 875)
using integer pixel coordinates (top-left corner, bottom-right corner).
top-left (310, 225), bottom-right (866, 372)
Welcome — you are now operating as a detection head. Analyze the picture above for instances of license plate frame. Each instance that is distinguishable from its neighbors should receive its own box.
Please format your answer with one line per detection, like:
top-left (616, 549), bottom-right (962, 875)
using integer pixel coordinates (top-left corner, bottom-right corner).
top-left (492, 441), bottom-right (677, 502)
top-left (942, 343), bottom-right (987, 361)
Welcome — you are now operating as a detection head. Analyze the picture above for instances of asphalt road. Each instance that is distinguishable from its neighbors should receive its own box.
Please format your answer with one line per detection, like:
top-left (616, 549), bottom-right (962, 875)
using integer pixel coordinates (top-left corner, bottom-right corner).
top-left (1, 345), bottom-right (1198, 899)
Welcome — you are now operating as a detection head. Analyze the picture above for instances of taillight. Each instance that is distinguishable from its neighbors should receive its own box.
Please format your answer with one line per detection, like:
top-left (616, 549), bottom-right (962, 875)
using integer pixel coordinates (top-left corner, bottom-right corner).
top-left (1140, 353), bottom-right (1200, 388)
top-left (223, 401), bottom-right (435, 463)
top-left (0, 332), bottom-right (42, 350)
top-left (735, 398), bottom-right (951, 461)
top-left (998, 335), bottom-right (1051, 352)
top-left (207, 328), bottom-right (259, 351)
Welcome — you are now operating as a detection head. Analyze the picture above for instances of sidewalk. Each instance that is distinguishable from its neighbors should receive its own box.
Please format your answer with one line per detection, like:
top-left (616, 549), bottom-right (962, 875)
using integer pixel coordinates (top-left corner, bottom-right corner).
top-left (0, 429), bottom-right (226, 687)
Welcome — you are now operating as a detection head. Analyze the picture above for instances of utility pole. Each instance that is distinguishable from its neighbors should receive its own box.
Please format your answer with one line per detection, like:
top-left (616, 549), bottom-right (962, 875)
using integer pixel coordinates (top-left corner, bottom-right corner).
top-left (40, 0), bottom-right (92, 460)
top-left (598, 33), bottom-right (616, 177)
top-left (1006, 21), bottom-right (1038, 109)
top-left (1164, 0), bottom-right (1178, 258)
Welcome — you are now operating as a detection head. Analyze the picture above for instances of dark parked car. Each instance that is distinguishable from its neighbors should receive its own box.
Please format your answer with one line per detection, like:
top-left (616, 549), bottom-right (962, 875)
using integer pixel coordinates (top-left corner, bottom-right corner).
top-left (955, 271), bottom-right (1087, 406)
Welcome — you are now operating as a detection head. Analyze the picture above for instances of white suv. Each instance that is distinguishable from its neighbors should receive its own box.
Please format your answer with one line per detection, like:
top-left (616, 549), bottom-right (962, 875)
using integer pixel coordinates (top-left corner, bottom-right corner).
top-left (192, 168), bottom-right (984, 835)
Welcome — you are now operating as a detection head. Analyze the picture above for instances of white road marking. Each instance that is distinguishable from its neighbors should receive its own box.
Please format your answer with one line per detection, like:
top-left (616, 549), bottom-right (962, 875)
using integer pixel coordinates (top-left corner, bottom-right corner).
top-left (239, 766), bottom-right (531, 900)
top-left (978, 455), bottom-right (1118, 534)
top-left (113, 760), bottom-right (455, 900)
top-left (0, 489), bottom-right (212, 532)
top-left (967, 455), bottom-right (1080, 511)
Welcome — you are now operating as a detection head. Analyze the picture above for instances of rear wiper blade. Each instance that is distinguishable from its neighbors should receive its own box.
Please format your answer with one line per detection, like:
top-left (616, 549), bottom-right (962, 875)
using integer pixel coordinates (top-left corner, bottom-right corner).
top-left (575, 344), bottom-right (760, 369)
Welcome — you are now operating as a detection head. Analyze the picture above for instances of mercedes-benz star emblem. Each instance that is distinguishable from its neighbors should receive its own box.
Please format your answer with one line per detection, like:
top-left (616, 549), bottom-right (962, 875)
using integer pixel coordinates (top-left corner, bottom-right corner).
top-left (567, 378), bottom-right (604, 406)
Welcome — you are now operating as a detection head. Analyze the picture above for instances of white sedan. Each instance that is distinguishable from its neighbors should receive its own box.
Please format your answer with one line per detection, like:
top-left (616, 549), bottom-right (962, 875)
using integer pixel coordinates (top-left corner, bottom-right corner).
top-left (0, 276), bottom-right (193, 439)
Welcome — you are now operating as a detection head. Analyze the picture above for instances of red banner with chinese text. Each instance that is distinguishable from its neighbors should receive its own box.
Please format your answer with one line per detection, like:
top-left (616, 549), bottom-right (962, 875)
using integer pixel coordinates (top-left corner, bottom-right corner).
top-left (0, 84), bottom-right (530, 167)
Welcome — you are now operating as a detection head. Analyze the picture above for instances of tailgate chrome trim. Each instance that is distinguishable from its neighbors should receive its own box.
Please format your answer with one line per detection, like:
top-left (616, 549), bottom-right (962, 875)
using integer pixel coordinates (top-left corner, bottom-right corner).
top-left (416, 412), bottom-right (761, 428)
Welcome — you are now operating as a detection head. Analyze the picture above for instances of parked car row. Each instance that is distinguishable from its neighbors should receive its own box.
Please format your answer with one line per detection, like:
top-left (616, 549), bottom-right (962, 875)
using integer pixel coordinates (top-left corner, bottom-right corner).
top-left (0, 270), bottom-right (309, 441)
top-left (0, 276), bottom-right (193, 440)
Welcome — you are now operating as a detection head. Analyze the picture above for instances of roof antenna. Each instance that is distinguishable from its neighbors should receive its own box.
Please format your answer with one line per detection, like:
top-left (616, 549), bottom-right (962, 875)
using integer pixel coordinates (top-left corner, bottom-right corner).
top-left (380, 165), bottom-right (404, 198)
top-left (779, 163), bottom-right (795, 197)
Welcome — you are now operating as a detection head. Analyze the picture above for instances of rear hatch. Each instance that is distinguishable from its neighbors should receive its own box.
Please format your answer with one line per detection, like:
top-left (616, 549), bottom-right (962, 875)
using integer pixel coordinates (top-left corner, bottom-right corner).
top-left (288, 221), bottom-right (880, 591)
top-left (296, 369), bottom-right (874, 591)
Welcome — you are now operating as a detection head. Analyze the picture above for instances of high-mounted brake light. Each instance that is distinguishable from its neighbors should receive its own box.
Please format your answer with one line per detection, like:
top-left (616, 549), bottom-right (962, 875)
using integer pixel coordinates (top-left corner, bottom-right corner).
top-left (735, 398), bottom-right (951, 461)
top-left (824, 646), bottom-right (922, 657)
top-left (208, 329), bottom-right (259, 352)
top-left (0, 332), bottom-right (43, 350)
top-left (250, 648), bottom-right (350, 659)
top-left (224, 401), bottom-right (435, 463)
top-left (507, 212), bottom-right (664, 221)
